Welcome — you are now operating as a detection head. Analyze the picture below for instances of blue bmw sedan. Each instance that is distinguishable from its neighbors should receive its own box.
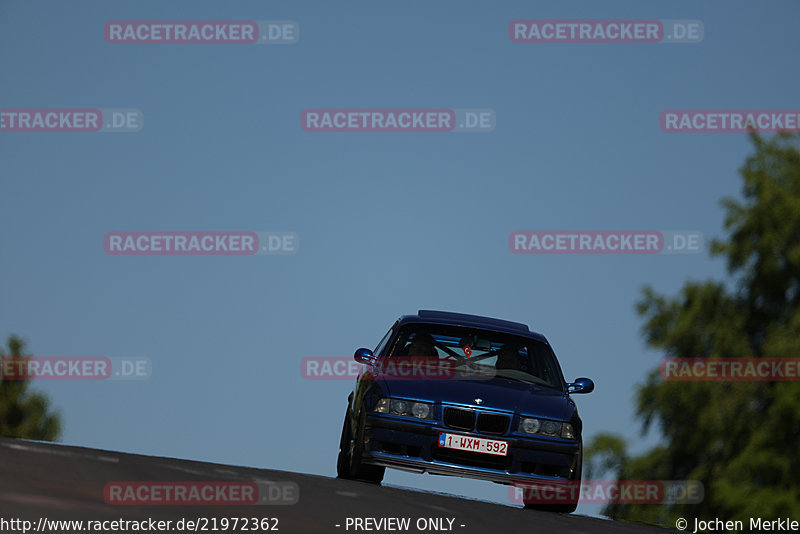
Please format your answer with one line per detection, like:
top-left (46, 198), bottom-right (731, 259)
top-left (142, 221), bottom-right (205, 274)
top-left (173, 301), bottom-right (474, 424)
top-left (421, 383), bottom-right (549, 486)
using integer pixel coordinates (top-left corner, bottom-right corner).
top-left (337, 310), bottom-right (594, 512)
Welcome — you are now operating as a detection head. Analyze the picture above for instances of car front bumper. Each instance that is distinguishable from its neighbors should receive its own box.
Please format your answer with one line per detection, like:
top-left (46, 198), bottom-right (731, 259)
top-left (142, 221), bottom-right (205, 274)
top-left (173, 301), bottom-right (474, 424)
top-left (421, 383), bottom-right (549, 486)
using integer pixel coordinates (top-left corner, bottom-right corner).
top-left (363, 414), bottom-right (580, 484)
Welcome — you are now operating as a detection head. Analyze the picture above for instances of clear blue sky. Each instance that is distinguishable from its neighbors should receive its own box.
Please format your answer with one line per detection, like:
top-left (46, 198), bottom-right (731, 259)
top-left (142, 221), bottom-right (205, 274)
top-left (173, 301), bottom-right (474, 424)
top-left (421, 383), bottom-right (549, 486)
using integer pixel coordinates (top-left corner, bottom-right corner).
top-left (1, 0), bottom-right (798, 518)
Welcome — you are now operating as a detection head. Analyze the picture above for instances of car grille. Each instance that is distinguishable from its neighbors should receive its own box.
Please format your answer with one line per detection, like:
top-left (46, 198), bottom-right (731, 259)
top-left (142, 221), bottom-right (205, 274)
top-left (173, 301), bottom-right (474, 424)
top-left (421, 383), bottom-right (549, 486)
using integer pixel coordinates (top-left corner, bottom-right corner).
top-left (443, 407), bottom-right (476, 431)
top-left (443, 407), bottom-right (510, 435)
top-left (477, 412), bottom-right (510, 435)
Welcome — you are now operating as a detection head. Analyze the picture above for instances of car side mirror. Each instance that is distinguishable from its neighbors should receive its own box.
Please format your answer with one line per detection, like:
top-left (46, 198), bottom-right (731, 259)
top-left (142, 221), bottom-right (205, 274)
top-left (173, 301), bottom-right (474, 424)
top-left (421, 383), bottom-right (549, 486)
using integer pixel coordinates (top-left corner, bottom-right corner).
top-left (567, 377), bottom-right (594, 394)
top-left (354, 348), bottom-right (377, 366)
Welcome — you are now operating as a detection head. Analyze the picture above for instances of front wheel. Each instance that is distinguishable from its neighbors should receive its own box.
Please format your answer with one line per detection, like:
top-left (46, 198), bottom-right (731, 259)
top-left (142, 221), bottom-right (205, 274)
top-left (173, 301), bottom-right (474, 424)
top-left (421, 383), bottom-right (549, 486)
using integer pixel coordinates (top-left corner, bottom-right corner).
top-left (336, 407), bottom-right (384, 484)
top-left (336, 409), bottom-right (354, 479)
top-left (523, 444), bottom-right (582, 513)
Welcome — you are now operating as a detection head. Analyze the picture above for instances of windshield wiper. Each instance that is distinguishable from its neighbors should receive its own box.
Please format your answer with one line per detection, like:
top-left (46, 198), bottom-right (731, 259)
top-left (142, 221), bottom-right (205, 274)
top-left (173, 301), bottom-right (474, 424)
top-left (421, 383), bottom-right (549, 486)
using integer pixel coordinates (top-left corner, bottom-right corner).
top-left (494, 372), bottom-right (552, 387)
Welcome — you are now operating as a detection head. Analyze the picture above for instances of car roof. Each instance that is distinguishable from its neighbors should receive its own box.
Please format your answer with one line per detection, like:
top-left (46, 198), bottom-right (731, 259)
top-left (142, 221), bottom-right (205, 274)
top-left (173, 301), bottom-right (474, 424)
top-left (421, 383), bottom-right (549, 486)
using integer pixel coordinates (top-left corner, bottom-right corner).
top-left (396, 310), bottom-right (549, 344)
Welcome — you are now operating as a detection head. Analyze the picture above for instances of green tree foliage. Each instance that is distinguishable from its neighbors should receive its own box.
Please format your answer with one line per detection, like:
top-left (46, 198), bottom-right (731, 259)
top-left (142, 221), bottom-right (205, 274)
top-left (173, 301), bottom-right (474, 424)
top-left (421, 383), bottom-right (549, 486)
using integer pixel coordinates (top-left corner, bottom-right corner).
top-left (0, 335), bottom-right (62, 441)
top-left (585, 133), bottom-right (800, 525)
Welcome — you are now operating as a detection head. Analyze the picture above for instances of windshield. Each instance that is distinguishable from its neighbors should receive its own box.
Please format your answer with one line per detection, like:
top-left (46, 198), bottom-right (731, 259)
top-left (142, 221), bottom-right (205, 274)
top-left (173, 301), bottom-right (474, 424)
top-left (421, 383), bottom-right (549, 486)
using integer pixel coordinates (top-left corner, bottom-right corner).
top-left (385, 324), bottom-right (564, 390)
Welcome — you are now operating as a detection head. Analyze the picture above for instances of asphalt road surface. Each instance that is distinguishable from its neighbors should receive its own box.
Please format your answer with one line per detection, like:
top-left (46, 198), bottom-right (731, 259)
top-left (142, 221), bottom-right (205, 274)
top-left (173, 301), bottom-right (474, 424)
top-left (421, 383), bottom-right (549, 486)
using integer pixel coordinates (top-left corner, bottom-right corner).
top-left (0, 438), bottom-right (673, 533)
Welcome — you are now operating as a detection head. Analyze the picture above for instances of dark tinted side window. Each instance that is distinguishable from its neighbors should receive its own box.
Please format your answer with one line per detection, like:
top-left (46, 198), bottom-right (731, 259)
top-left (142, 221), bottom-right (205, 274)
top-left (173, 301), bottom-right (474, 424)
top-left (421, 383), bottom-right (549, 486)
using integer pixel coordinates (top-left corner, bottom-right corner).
top-left (373, 324), bottom-right (395, 357)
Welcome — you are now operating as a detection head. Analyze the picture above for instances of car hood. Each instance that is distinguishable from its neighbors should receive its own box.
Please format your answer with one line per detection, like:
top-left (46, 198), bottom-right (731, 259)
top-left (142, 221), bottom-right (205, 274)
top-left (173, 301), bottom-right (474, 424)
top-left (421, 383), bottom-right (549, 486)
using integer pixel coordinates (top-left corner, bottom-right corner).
top-left (382, 375), bottom-right (572, 421)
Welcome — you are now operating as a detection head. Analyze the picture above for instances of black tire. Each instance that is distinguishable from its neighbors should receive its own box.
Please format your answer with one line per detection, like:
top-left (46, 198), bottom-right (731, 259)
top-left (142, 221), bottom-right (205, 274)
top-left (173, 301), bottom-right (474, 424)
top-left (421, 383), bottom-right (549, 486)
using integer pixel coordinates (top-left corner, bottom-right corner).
top-left (336, 407), bottom-right (385, 484)
top-left (523, 444), bottom-right (582, 513)
top-left (336, 409), bottom-right (354, 479)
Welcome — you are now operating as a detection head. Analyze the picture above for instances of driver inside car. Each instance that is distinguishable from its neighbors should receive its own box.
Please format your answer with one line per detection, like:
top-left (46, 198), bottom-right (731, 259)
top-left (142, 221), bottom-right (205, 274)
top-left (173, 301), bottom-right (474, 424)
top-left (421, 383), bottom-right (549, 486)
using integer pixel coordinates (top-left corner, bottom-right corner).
top-left (496, 343), bottom-right (523, 370)
top-left (405, 333), bottom-right (439, 359)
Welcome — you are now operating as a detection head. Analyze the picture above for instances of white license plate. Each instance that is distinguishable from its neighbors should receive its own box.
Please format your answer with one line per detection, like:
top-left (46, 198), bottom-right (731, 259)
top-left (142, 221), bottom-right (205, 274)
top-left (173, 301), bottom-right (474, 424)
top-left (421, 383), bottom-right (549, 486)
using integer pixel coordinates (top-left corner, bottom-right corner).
top-left (437, 432), bottom-right (508, 456)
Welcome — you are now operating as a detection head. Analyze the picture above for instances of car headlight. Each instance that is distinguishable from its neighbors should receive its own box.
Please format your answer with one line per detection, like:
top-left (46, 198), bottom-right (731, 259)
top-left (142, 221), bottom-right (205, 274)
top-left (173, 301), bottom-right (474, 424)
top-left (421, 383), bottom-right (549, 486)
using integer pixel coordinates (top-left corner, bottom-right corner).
top-left (411, 402), bottom-right (430, 419)
top-left (391, 399), bottom-right (409, 414)
top-left (372, 398), bottom-right (434, 419)
top-left (542, 420), bottom-right (560, 435)
top-left (519, 417), bottom-right (576, 439)
top-left (521, 417), bottom-right (540, 434)
top-left (374, 398), bottom-right (390, 413)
